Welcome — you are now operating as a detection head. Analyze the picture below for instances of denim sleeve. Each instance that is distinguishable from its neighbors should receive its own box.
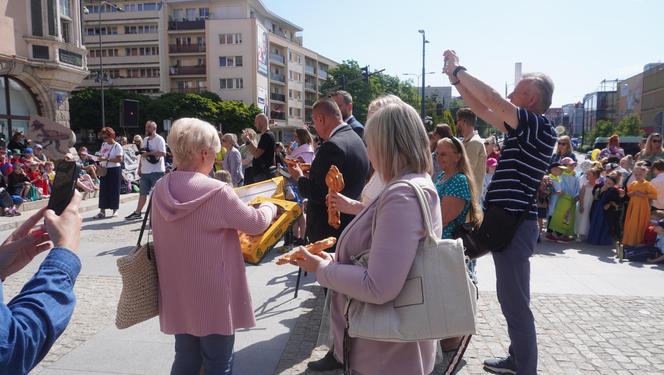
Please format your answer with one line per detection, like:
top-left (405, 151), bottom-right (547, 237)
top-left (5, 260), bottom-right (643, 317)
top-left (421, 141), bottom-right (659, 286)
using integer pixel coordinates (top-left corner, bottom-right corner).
top-left (0, 247), bottom-right (81, 375)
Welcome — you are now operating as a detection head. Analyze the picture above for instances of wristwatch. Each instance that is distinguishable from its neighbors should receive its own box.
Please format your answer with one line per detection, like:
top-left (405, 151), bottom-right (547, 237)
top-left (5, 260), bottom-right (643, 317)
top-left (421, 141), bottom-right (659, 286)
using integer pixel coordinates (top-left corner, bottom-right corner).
top-left (453, 66), bottom-right (467, 78)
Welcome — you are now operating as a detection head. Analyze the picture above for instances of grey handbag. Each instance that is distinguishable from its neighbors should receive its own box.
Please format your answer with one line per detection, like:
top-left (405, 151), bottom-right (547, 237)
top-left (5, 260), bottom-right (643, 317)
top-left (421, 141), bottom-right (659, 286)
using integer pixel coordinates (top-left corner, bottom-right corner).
top-left (344, 180), bottom-right (477, 342)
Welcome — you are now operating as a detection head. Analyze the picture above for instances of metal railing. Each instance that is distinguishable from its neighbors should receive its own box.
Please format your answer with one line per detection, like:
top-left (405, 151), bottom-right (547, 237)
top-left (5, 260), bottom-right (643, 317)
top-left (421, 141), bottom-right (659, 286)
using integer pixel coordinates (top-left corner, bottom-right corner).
top-left (270, 53), bottom-right (285, 64)
top-left (169, 44), bottom-right (206, 53)
top-left (168, 19), bottom-right (205, 31)
top-left (170, 66), bottom-right (206, 75)
top-left (270, 93), bottom-right (286, 102)
top-left (270, 73), bottom-right (285, 82)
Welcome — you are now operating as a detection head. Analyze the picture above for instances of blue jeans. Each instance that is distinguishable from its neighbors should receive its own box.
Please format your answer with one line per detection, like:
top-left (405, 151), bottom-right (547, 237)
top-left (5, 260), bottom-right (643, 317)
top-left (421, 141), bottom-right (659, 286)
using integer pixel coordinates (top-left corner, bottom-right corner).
top-left (171, 334), bottom-right (235, 375)
top-left (492, 219), bottom-right (538, 375)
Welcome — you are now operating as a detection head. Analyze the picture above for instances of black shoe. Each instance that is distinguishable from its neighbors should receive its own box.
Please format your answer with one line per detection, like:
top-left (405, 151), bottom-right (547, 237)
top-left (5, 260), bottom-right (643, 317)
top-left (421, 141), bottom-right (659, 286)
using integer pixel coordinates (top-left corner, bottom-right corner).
top-left (125, 212), bottom-right (142, 220)
top-left (483, 356), bottom-right (516, 374)
top-left (307, 350), bottom-right (343, 372)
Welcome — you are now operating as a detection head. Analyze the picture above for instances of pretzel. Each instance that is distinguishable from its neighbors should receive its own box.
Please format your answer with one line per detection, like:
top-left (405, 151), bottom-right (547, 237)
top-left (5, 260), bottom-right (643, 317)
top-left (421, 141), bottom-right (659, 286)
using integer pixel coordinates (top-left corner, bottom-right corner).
top-left (276, 237), bottom-right (337, 265)
top-left (325, 165), bottom-right (345, 229)
top-left (285, 159), bottom-right (311, 172)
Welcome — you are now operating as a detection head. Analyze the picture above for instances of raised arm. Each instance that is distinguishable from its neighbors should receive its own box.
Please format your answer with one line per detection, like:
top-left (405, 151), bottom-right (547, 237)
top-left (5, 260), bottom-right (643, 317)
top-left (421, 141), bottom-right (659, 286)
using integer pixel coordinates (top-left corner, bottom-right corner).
top-left (444, 50), bottom-right (518, 130)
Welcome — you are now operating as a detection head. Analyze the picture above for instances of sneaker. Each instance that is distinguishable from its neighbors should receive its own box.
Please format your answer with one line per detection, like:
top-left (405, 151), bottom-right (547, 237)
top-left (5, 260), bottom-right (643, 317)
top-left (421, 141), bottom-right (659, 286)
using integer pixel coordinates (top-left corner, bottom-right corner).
top-left (483, 356), bottom-right (516, 374)
top-left (125, 212), bottom-right (142, 220)
top-left (307, 350), bottom-right (343, 372)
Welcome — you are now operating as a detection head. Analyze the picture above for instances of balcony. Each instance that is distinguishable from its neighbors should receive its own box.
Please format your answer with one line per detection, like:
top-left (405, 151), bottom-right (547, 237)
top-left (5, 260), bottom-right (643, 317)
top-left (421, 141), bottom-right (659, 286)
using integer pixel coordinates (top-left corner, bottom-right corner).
top-left (270, 53), bottom-right (285, 65)
top-left (318, 70), bottom-right (328, 79)
top-left (168, 19), bottom-right (205, 31)
top-left (169, 44), bottom-right (205, 54)
top-left (170, 65), bottom-right (206, 76)
top-left (305, 65), bottom-right (315, 76)
top-left (83, 33), bottom-right (157, 44)
top-left (270, 93), bottom-right (286, 102)
top-left (270, 72), bottom-right (285, 83)
top-left (270, 112), bottom-right (286, 120)
top-left (87, 55), bottom-right (158, 66)
top-left (305, 99), bottom-right (315, 107)
top-left (171, 87), bottom-right (206, 94)
top-left (304, 82), bottom-right (316, 92)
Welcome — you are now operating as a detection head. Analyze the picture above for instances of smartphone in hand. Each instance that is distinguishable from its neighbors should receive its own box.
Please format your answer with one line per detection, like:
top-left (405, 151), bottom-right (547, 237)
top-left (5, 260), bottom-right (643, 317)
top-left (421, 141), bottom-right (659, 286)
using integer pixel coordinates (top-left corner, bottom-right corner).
top-left (47, 160), bottom-right (80, 215)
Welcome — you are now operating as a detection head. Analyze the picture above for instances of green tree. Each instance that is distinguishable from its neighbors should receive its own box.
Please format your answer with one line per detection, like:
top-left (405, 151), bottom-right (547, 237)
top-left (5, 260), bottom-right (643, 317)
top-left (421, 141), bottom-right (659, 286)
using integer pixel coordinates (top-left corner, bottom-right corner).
top-left (442, 110), bottom-right (456, 135)
top-left (615, 115), bottom-right (642, 136)
top-left (587, 120), bottom-right (617, 145)
top-left (216, 101), bottom-right (262, 135)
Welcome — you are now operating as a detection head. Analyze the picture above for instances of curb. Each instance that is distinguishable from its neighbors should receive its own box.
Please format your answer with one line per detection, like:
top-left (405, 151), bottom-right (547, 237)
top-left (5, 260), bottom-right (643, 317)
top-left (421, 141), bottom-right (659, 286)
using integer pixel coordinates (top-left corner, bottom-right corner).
top-left (0, 193), bottom-right (140, 232)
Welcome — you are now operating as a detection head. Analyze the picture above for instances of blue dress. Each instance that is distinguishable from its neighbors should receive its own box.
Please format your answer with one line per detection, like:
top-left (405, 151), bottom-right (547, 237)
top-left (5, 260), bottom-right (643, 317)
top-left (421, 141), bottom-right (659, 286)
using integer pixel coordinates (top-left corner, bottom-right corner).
top-left (586, 184), bottom-right (613, 246)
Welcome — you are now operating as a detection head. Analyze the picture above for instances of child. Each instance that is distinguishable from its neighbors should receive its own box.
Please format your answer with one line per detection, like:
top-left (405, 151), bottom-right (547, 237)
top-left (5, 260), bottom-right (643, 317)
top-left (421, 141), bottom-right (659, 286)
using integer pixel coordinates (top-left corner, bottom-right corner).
top-left (551, 157), bottom-right (580, 240)
top-left (576, 167), bottom-right (601, 240)
top-left (537, 175), bottom-right (554, 242)
top-left (545, 162), bottom-right (564, 241)
top-left (26, 162), bottom-right (49, 197)
top-left (622, 165), bottom-right (657, 246)
top-left (587, 171), bottom-right (623, 246)
top-left (44, 161), bottom-right (55, 188)
top-left (623, 218), bottom-right (664, 262)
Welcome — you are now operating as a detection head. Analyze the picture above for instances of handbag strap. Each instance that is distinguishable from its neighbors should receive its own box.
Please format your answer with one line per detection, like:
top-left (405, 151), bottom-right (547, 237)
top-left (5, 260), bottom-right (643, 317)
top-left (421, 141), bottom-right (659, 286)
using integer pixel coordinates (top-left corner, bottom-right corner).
top-left (371, 179), bottom-right (437, 243)
top-left (137, 197), bottom-right (153, 247)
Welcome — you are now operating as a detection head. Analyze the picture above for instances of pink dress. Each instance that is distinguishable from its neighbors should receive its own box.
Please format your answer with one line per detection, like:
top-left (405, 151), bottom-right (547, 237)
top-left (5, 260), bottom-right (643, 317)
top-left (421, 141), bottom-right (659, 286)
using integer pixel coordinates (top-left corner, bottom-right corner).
top-left (151, 171), bottom-right (276, 336)
top-left (316, 173), bottom-right (442, 375)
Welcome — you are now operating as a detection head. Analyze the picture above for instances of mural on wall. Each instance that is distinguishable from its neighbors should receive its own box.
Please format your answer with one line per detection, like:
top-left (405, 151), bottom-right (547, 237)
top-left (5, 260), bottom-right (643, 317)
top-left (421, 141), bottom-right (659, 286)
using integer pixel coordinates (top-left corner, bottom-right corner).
top-left (28, 115), bottom-right (76, 160)
top-left (256, 22), bottom-right (268, 76)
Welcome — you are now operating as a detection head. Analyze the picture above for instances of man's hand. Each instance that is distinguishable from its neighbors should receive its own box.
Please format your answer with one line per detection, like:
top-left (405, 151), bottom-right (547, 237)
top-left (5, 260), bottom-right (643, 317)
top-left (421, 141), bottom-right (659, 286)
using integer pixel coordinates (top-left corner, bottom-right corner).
top-left (287, 163), bottom-right (304, 180)
top-left (443, 50), bottom-right (459, 75)
top-left (44, 191), bottom-right (82, 252)
top-left (0, 208), bottom-right (52, 280)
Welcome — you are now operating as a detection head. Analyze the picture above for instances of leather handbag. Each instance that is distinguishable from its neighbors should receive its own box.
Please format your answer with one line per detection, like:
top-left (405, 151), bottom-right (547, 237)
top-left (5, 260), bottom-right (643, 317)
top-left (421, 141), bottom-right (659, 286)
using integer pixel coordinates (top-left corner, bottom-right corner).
top-left (96, 164), bottom-right (108, 177)
top-left (115, 199), bottom-right (158, 329)
top-left (344, 180), bottom-right (477, 343)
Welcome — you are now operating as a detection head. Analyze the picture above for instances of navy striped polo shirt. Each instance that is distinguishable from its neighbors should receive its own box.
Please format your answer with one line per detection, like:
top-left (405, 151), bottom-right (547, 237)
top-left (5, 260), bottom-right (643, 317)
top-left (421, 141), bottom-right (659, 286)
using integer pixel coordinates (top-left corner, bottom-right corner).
top-left (485, 107), bottom-right (556, 219)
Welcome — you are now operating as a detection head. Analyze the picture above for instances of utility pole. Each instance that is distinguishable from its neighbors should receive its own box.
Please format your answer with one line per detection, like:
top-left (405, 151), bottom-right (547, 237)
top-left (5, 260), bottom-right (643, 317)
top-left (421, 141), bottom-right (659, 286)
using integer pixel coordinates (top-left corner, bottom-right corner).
top-left (418, 30), bottom-right (427, 120)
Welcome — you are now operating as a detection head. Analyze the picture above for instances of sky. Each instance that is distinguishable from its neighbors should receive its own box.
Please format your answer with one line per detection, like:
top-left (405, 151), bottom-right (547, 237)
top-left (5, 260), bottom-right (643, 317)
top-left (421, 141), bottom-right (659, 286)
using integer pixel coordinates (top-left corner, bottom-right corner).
top-left (262, 0), bottom-right (663, 107)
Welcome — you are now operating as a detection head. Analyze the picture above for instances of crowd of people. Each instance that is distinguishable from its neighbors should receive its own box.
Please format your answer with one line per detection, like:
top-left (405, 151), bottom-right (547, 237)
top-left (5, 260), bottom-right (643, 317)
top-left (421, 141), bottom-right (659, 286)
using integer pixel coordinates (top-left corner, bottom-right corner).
top-left (4, 48), bottom-right (664, 375)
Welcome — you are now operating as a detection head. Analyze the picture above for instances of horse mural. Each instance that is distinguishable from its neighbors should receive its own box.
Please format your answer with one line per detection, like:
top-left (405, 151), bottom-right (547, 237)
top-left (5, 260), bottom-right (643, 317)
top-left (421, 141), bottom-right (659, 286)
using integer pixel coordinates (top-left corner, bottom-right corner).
top-left (28, 115), bottom-right (76, 160)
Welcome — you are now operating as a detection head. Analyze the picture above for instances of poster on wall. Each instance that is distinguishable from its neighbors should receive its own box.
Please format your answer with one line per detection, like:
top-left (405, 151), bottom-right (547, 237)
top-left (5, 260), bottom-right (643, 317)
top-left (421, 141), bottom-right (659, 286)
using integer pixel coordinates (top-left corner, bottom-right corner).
top-left (257, 87), bottom-right (267, 114)
top-left (256, 22), bottom-right (268, 76)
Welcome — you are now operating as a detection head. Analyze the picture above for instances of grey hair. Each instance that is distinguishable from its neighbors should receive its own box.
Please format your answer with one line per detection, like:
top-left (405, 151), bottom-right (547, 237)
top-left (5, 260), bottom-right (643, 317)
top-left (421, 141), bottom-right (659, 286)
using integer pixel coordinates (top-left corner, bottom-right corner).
top-left (167, 118), bottom-right (221, 166)
top-left (331, 90), bottom-right (353, 104)
top-left (523, 72), bottom-right (554, 113)
top-left (222, 133), bottom-right (239, 147)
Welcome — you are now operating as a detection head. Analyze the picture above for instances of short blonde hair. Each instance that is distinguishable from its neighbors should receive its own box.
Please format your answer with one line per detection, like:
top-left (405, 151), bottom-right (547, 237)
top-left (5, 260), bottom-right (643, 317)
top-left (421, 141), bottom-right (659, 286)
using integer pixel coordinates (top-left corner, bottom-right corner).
top-left (222, 133), bottom-right (238, 147)
top-left (365, 103), bottom-right (432, 182)
top-left (367, 94), bottom-right (404, 119)
top-left (167, 118), bottom-right (221, 166)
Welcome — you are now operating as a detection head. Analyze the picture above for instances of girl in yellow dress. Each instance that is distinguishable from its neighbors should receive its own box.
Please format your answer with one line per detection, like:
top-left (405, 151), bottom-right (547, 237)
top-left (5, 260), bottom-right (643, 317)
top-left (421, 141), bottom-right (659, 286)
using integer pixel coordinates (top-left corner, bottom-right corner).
top-left (623, 165), bottom-right (657, 246)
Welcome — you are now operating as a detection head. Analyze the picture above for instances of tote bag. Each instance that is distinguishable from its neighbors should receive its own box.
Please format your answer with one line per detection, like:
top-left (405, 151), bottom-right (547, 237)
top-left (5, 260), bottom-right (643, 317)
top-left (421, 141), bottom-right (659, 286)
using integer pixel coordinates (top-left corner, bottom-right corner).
top-left (344, 180), bottom-right (477, 342)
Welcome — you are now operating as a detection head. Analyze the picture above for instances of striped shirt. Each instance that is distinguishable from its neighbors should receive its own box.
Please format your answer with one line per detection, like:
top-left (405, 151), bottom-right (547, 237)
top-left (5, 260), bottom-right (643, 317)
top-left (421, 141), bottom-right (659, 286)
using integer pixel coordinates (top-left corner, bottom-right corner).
top-left (485, 108), bottom-right (556, 219)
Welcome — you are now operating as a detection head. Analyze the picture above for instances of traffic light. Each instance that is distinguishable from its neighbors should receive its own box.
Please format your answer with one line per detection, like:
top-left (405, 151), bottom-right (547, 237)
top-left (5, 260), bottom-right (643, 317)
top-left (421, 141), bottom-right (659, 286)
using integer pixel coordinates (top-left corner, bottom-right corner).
top-left (121, 99), bottom-right (140, 128)
top-left (361, 66), bottom-right (369, 83)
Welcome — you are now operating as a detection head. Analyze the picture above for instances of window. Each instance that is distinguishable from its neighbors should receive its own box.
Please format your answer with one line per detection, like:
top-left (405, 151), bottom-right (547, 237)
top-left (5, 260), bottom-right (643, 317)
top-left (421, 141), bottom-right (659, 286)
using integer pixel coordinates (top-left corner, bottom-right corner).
top-left (185, 8), bottom-right (196, 21)
top-left (219, 56), bottom-right (243, 67)
top-left (219, 78), bottom-right (243, 90)
top-left (31, 0), bottom-right (43, 36)
top-left (60, 20), bottom-right (71, 42)
top-left (59, 0), bottom-right (70, 17)
top-left (199, 8), bottom-right (209, 18)
top-left (219, 33), bottom-right (242, 44)
top-left (144, 3), bottom-right (158, 11)
top-left (47, 0), bottom-right (57, 36)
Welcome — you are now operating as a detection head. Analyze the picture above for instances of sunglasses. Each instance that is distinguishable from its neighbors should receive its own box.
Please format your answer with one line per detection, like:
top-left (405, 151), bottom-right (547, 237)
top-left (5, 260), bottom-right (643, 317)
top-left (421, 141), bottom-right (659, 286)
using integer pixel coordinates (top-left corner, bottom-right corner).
top-left (653, 139), bottom-right (662, 143)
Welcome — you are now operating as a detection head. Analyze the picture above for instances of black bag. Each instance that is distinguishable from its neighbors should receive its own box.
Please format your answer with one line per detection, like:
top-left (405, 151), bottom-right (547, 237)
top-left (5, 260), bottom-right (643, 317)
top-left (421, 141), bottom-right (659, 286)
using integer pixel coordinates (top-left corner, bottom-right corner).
top-left (143, 138), bottom-right (160, 164)
top-left (454, 204), bottom-right (531, 259)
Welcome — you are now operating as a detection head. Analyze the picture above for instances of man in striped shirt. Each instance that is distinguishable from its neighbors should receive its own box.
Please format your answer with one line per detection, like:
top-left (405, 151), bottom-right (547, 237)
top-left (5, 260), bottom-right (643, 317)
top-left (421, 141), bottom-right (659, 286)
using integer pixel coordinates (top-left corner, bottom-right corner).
top-left (444, 50), bottom-right (555, 375)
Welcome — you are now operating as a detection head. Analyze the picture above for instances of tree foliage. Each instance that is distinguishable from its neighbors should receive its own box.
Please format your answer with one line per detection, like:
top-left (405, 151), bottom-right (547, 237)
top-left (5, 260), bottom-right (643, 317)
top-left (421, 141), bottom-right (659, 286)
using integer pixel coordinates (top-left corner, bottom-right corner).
top-left (586, 116), bottom-right (642, 144)
top-left (70, 89), bottom-right (260, 138)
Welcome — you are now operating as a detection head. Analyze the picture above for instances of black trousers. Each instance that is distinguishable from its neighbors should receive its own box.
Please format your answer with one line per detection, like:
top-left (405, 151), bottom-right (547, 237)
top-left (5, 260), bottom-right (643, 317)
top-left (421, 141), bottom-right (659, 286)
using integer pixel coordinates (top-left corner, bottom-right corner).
top-left (99, 166), bottom-right (121, 210)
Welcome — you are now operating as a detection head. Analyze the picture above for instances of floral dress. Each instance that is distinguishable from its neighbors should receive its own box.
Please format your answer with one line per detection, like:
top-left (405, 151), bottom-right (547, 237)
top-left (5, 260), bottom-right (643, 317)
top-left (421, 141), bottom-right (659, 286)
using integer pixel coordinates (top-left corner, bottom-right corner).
top-left (434, 171), bottom-right (471, 239)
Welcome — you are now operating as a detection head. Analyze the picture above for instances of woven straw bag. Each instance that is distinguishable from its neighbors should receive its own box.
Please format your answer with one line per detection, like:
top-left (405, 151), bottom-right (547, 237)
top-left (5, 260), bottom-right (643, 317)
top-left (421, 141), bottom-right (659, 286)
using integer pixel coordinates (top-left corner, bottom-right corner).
top-left (115, 199), bottom-right (159, 329)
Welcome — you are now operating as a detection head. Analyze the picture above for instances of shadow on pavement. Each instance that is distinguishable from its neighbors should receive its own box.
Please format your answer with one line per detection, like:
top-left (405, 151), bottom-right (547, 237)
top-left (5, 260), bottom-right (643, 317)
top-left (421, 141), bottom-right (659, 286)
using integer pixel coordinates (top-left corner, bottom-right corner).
top-left (254, 269), bottom-right (316, 322)
top-left (82, 219), bottom-right (142, 231)
top-left (97, 245), bottom-right (134, 257)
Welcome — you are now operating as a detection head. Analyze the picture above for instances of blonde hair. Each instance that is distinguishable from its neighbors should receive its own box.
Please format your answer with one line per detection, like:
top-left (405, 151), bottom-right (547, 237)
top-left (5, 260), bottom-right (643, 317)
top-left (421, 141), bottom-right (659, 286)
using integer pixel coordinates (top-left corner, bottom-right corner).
top-left (365, 103), bottom-right (431, 182)
top-left (438, 137), bottom-right (483, 227)
top-left (555, 135), bottom-right (574, 154)
top-left (367, 94), bottom-right (404, 119)
top-left (167, 118), bottom-right (221, 166)
top-left (643, 133), bottom-right (663, 157)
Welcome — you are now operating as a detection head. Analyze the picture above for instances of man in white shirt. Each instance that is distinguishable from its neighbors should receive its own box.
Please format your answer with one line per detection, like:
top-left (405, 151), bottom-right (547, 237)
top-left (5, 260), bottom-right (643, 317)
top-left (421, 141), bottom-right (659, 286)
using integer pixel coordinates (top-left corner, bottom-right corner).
top-left (457, 107), bottom-right (486, 195)
top-left (650, 159), bottom-right (664, 210)
top-left (126, 121), bottom-right (167, 220)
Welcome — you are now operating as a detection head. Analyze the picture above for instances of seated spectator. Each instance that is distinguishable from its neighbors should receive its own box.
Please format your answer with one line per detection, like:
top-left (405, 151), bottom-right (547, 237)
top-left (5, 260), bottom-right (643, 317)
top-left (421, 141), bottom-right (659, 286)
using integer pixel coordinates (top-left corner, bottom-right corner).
top-left (26, 162), bottom-right (49, 197)
top-left (44, 161), bottom-right (55, 188)
top-left (21, 148), bottom-right (38, 165)
top-left (274, 142), bottom-right (287, 168)
top-left (33, 144), bottom-right (47, 164)
top-left (0, 194), bottom-right (82, 373)
top-left (9, 150), bottom-right (21, 168)
top-left (0, 175), bottom-right (22, 216)
top-left (0, 155), bottom-right (13, 176)
top-left (77, 147), bottom-right (99, 181)
top-left (7, 164), bottom-right (31, 199)
top-left (6, 131), bottom-right (26, 153)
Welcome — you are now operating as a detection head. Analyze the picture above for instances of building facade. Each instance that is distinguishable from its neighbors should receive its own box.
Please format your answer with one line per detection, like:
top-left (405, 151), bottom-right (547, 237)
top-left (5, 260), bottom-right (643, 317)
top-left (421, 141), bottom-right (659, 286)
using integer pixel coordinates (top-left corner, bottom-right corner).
top-left (80, 0), bottom-right (336, 128)
top-left (1, 0), bottom-right (88, 140)
top-left (583, 90), bottom-right (617, 139)
top-left (641, 63), bottom-right (664, 132)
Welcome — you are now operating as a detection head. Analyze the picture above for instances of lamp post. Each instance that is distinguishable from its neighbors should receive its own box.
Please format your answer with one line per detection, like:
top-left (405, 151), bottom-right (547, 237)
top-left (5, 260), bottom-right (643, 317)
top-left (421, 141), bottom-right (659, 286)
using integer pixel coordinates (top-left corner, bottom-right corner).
top-left (94, 1), bottom-right (123, 128)
top-left (418, 30), bottom-right (429, 120)
top-left (403, 72), bottom-right (435, 109)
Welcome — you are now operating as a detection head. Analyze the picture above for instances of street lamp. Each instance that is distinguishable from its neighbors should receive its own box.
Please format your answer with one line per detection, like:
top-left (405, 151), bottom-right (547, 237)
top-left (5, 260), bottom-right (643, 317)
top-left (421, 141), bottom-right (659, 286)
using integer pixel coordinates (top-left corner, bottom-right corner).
top-left (418, 30), bottom-right (429, 120)
top-left (403, 72), bottom-right (435, 108)
top-left (86, 1), bottom-right (124, 128)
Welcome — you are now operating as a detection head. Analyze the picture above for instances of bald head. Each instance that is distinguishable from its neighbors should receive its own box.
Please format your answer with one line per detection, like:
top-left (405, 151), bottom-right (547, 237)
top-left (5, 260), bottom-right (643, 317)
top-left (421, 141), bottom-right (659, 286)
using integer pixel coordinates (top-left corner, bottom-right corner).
top-left (254, 113), bottom-right (269, 133)
top-left (312, 99), bottom-right (343, 140)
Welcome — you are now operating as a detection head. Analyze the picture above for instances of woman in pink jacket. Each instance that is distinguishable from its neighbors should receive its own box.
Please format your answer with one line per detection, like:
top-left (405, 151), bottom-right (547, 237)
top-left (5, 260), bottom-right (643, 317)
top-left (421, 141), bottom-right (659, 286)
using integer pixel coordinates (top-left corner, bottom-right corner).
top-left (295, 103), bottom-right (442, 375)
top-left (151, 118), bottom-right (277, 374)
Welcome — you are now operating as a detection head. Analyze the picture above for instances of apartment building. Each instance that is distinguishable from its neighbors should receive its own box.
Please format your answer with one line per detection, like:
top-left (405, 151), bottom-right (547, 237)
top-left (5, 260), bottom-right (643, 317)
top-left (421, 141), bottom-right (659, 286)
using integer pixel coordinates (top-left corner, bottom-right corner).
top-left (81, 1), bottom-right (161, 93)
top-left (0, 0), bottom-right (87, 138)
top-left (81, 0), bottom-right (336, 128)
